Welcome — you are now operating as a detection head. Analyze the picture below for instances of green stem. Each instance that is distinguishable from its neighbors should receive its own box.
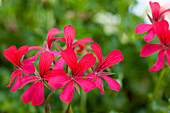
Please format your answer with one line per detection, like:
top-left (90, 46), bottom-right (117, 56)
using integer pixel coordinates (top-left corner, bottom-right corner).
top-left (147, 67), bottom-right (167, 113)
top-left (164, 104), bottom-right (170, 113)
top-left (80, 90), bottom-right (87, 112)
top-left (45, 91), bottom-right (55, 113)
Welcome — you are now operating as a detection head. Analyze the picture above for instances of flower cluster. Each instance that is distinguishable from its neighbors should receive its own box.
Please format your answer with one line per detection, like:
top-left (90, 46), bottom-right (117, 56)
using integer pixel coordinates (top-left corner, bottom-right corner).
top-left (3, 25), bottom-right (124, 106)
top-left (135, 1), bottom-right (170, 72)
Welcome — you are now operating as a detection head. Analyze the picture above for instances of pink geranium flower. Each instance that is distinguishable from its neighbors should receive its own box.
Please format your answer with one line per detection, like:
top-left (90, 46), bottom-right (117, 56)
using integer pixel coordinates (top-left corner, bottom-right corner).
top-left (87, 43), bottom-right (124, 94)
top-left (23, 28), bottom-right (65, 63)
top-left (135, 1), bottom-right (170, 42)
top-left (140, 20), bottom-right (170, 71)
top-left (3, 45), bottom-right (35, 92)
top-left (48, 48), bottom-right (96, 103)
top-left (20, 51), bottom-right (61, 106)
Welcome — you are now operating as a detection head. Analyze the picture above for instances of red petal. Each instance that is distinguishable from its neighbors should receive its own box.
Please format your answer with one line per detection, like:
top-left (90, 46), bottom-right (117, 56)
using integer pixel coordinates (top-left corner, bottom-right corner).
top-left (28, 46), bottom-right (44, 51)
top-left (22, 63), bottom-right (35, 74)
top-left (149, 50), bottom-right (165, 72)
top-left (61, 48), bottom-right (77, 75)
top-left (44, 69), bottom-right (67, 79)
top-left (149, 1), bottom-right (161, 21)
top-left (140, 44), bottom-right (163, 57)
top-left (52, 58), bottom-right (65, 69)
top-left (39, 51), bottom-right (54, 77)
top-left (22, 82), bottom-right (37, 104)
top-left (72, 38), bottom-right (93, 48)
top-left (31, 81), bottom-right (44, 106)
top-left (153, 20), bottom-right (169, 45)
top-left (22, 81), bottom-right (44, 106)
top-left (166, 49), bottom-right (170, 66)
top-left (75, 78), bottom-right (95, 92)
top-left (47, 70), bottom-right (71, 89)
top-left (94, 76), bottom-right (104, 94)
top-left (60, 81), bottom-right (75, 103)
top-left (100, 74), bottom-right (120, 92)
top-left (135, 24), bottom-right (152, 34)
top-left (3, 45), bottom-right (20, 66)
top-left (23, 51), bottom-right (43, 63)
top-left (142, 29), bottom-right (155, 42)
top-left (100, 50), bottom-right (124, 71)
top-left (15, 45), bottom-right (29, 61)
top-left (76, 53), bottom-right (96, 76)
top-left (20, 75), bottom-right (39, 89)
top-left (10, 71), bottom-right (22, 92)
top-left (47, 28), bottom-right (62, 48)
top-left (63, 25), bottom-right (75, 48)
top-left (7, 69), bottom-right (21, 87)
top-left (91, 43), bottom-right (103, 65)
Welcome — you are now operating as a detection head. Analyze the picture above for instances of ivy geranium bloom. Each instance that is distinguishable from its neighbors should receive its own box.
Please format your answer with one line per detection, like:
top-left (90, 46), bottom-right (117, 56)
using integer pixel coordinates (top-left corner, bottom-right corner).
top-left (20, 51), bottom-right (61, 106)
top-left (3, 45), bottom-right (35, 92)
top-left (135, 1), bottom-right (170, 42)
top-left (87, 43), bottom-right (124, 94)
top-left (23, 28), bottom-right (65, 63)
top-left (140, 20), bottom-right (170, 71)
top-left (48, 48), bottom-right (96, 103)
top-left (63, 25), bottom-right (93, 49)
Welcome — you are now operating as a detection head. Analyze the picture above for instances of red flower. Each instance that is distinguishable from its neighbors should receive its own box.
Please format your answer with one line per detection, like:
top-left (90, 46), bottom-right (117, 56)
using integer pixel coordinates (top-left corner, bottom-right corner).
top-left (23, 28), bottom-right (65, 63)
top-left (3, 45), bottom-right (35, 92)
top-left (63, 25), bottom-right (93, 49)
top-left (140, 20), bottom-right (170, 71)
top-left (20, 52), bottom-right (59, 106)
top-left (87, 43), bottom-right (124, 94)
top-left (48, 48), bottom-right (96, 103)
top-left (135, 1), bottom-right (170, 42)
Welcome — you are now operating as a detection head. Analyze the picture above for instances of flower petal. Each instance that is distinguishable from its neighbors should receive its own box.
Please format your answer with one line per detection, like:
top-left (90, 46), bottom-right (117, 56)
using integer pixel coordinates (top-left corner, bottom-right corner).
top-left (22, 63), bottom-right (35, 74)
top-left (91, 43), bottom-right (103, 65)
top-left (39, 51), bottom-right (54, 77)
top-left (166, 49), bottom-right (170, 66)
top-left (31, 81), bottom-right (44, 106)
top-left (20, 75), bottom-right (39, 89)
top-left (135, 24), bottom-right (152, 34)
top-left (142, 28), bottom-right (155, 42)
top-left (61, 48), bottom-right (77, 75)
top-left (94, 76), bottom-right (104, 94)
top-left (149, 1), bottom-right (161, 21)
top-left (28, 46), bottom-right (44, 51)
top-left (140, 44), bottom-right (163, 57)
top-left (15, 45), bottom-right (29, 61)
top-left (149, 50), bottom-right (165, 72)
top-left (63, 25), bottom-right (75, 48)
top-left (10, 71), bottom-right (22, 92)
top-left (3, 45), bottom-right (20, 66)
top-left (60, 81), bottom-right (75, 103)
top-left (52, 58), bottom-right (65, 69)
top-left (22, 81), bottom-right (44, 106)
top-left (76, 53), bottom-right (96, 76)
top-left (75, 78), bottom-right (95, 92)
top-left (100, 50), bottom-right (124, 71)
top-left (100, 74), bottom-right (120, 92)
top-left (47, 70), bottom-right (71, 89)
top-left (153, 20), bottom-right (169, 45)
top-left (22, 82), bottom-right (37, 104)
top-left (7, 69), bottom-right (21, 87)
top-left (72, 38), bottom-right (93, 48)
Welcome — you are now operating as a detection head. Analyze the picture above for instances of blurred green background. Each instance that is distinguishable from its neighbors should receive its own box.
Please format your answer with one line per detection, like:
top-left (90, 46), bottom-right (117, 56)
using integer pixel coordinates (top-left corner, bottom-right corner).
top-left (0, 0), bottom-right (170, 113)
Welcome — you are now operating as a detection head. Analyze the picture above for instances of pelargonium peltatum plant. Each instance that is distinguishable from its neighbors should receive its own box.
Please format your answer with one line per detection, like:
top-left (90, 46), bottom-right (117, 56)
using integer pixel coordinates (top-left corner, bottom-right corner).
top-left (135, 1), bottom-right (170, 72)
top-left (3, 25), bottom-right (124, 112)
